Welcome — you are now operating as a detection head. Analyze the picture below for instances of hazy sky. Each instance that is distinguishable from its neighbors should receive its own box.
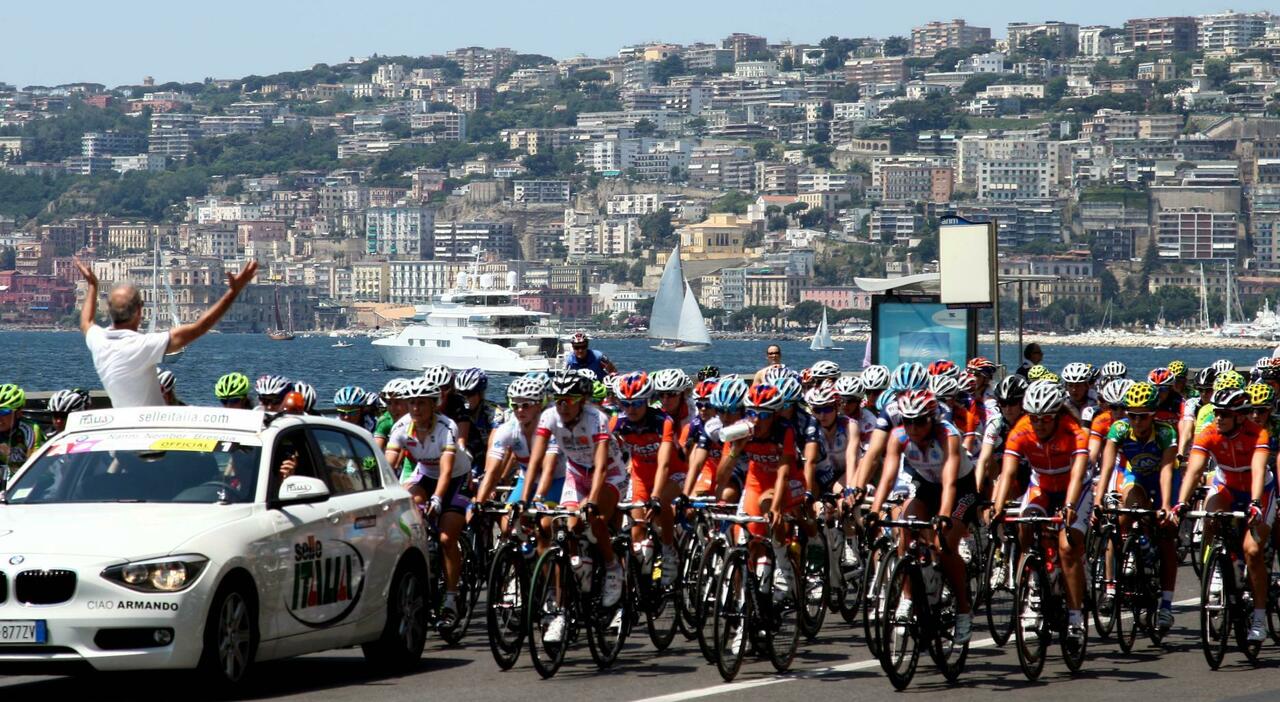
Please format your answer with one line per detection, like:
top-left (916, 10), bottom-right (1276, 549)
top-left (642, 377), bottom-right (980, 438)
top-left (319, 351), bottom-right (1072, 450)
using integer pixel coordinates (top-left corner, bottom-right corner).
top-left (7, 1), bottom-right (1274, 87)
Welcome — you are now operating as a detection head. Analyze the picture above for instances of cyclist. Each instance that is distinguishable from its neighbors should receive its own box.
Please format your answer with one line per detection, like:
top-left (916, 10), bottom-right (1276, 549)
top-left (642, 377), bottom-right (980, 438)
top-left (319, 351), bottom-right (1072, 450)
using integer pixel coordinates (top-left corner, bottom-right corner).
top-left (564, 332), bottom-right (617, 377)
top-left (1179, 367), bottom-right (1217, 458)
top-left (932, 374), bottom-right (977, 455)
top-left (475, 376), bottom-right (556, 507)
top-left (652, 368), bottom-right (694, 428)
top-left (868, 388), bottom-right (979, 644)
top-left (1094, 381), bottom-right (1180, 634)
top-left (803, 384), bottom-right (854, 502)
top-left (688, 377), bottom-right (749, 503)
top-left (975, 374), bottom-right (1028, 493)
top-left (1099, 360), bottom-right (1128, 387)
top-left (992, 380), bottom-right (1092, 644)
top-left (1087, 379), bottom-right (1133, 469)
top-left (1061, 362), bottom-right (1097, 424)
top-left (333, 386), bottom-right (367, 428)
top-left (522, 370), bottom-right (628, 619)
top-left (0, 384), bottom-right (43, 484)
top-left (1168, 360), bottom-right (1190, 404)
top-left (374, 378), bottom-right (411, 451)
top-left (46, 388), bottom-right (91, 437)
top-left (1175, 386), bottom-right (1274, 642)
top-left (966, 356), bottom-right (999, 414)
top-left (852, 362), bottom-right (930, 497)
top-left (611, 372), bottom-right (681, 586)
top-left (1148, 368), bottom-right (1179, 425)
top-left (254, 374), bottom-right (290, 412)
top-left (387, 375), bottom-right (468, 627)
top-left (363, 391), bottom-right (384, 433)
top-left (453, 368), bottom-right (499, 484)
top-left (215, 372), bottom-right (252, 409)
top-left (697, 365), bottom-right (720, 382)
top-left (157, 369), bottom-right (183, 406)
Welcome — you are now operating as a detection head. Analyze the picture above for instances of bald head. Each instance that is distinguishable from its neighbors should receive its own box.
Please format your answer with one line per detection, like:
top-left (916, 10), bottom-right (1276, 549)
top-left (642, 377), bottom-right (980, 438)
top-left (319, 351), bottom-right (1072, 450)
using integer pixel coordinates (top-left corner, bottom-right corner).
top-left (108, 283), bottom-right (143, 327)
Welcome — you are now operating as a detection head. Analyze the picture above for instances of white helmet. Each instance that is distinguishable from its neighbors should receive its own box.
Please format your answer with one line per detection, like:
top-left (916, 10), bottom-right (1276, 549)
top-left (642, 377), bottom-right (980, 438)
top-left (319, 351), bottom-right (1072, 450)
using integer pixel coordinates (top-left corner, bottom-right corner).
top-left (809, 360), bottom-right (840, 380)
top-left (859, 365), bottom-right (890, 391)
top-left (834, 375), bottom-right (861, 398)
top-left (1023, 380), bottom-right (1067, 415)
top-left (422, 365), bottom-right (454, 391)
top-left (1211, 359), bottom-right (1234, 374)
top-left (651, 368), bottom-right (693, 394)
top-left (1061, 362), bottom-right (1093, 384)
top-left (1100, 378), bottom-right (1134, 407)
top-left (1100, 361), bottom-right (1127, 380)
top-left (381, 378), bottom-right (411, 398)
top-left (929, 374), bottom-right (962, 399)
top-left (507, 376), bottom-right (547, 402)
top-left (804, 385), bottom-right (837, 407)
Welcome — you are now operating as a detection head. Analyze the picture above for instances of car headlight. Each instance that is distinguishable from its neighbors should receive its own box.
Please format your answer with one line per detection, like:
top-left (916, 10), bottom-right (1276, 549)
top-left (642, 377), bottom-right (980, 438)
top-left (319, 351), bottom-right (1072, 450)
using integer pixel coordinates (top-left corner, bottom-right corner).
top-left (102, 555), bottom-right (209, 593)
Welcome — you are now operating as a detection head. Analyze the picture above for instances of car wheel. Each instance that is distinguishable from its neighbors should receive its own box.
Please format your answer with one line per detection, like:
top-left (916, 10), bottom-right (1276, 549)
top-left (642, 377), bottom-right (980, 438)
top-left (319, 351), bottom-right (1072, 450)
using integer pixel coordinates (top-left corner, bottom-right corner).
top-left (363, 555), bottom-right (429, 670)
top-left (199, 577), bottom-right (258, 688)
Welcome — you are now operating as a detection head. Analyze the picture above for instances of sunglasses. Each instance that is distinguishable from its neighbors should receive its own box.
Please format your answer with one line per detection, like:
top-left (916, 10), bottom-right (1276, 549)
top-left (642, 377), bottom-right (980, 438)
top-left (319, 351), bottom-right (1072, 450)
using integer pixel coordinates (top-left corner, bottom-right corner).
top-left (659, 391), bottom-right (683, 399)
top-left (745, 409), bottom-right (773, 420)
top-left (1127, 411), bottom-right (1153, 419)
top-left (766, 352), bottom-right (781, 357)
top-left (902, 417), bottom-right (932, 427)
top-left (694, 399), bottom-right (711, 409)
top-left (510, 401), bottom-right (541, 412)
top-left (219, 399), bottom-right (246, 407)
top-left (571, 345), bottom-right (588, 350)
top-left (1029, 414), bottom-right (1057, 424)
top-left (812, 405), bottom-right (837, 414)
top-left (260, 395), bottom-right (283, 405)
top-left (619, 399), bottom-right (648, 409)
top-left (554, 395), bottom-right (582, 405)
top-left (0, 409), bottom-right (14, 418)
top-left (337, 408), bottom-right (363, 416)
top-left (1217, 410), bottom-right (1241, 419)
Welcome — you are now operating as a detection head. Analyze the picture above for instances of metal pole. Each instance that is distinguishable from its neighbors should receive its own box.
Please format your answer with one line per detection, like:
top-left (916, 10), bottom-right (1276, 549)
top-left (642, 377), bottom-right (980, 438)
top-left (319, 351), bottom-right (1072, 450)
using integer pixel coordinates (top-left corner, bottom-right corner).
top-left (991, 225), bottom-right (1001, 373)
top-left (1017, 281), bottom-right (1025, 369)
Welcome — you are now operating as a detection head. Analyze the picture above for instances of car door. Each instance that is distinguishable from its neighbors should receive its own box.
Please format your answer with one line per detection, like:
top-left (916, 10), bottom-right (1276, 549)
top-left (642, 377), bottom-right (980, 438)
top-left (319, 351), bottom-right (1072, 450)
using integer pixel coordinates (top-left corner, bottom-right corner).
top-left (264, 427), bottom-right (353, 649)
top-left (306, 426), bottom-right (391, 636)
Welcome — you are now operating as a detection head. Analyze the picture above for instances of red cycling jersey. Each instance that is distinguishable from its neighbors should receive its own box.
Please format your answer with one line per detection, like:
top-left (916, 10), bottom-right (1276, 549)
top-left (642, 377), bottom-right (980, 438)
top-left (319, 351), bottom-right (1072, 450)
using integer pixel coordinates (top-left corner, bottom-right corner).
top-left (1003, 414), bottom-right (1089, 492)
top-left (1089, 408), bottom-right (1116, 441)
top-left (1191, 420), bottom-right (1270, 492)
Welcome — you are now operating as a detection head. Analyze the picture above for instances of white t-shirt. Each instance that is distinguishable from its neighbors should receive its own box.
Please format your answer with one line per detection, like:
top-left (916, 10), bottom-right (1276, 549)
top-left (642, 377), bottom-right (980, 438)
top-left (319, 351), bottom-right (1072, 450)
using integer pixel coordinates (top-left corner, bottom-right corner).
top-left (84, 326), bottom-right (170, 408)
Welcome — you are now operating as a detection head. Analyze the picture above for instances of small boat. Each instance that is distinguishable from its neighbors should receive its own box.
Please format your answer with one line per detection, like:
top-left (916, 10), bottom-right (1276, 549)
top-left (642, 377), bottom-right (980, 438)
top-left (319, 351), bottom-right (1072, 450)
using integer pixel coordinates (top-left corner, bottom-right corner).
top-left (332, 340), bottom-right (354, 348)
top-left (266, 286), bottom-right (295, 341)
top-left (648, 243), bottom-right (712, 353)
top-left (809, 308), bottom-right (843, 351)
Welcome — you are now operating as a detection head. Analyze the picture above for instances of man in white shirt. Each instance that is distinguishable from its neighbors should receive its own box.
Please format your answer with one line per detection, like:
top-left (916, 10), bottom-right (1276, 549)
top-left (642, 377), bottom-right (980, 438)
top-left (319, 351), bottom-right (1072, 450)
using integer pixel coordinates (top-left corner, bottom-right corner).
top-left (75, 259), bottom-right (258, 408)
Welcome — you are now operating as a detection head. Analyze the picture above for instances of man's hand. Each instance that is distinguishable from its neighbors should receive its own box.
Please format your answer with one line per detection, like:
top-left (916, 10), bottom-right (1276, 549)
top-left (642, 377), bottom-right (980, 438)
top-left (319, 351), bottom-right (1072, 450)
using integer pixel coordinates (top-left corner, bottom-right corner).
top-left (227, 261), bottom-right (258, 295)
top-left (73, 258), bottom-right (97, 287)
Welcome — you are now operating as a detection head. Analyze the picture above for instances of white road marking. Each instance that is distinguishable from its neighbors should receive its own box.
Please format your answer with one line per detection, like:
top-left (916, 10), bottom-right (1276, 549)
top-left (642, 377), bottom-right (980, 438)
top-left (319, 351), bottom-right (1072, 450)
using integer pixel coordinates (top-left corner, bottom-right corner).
top-left (631, 597), bottom-right (1202, 702)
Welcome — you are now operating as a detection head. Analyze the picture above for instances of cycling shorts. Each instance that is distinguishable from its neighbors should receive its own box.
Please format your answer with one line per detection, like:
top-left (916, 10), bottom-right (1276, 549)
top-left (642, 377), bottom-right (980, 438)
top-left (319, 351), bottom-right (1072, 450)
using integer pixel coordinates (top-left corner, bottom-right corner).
top-left (508, 474), bottom-right (564, 505)
top-left (903, 469), bottom-right (981, 526)
top-left (742, 477), bottom-right (805, 537)
top-left (1209, 473), bottom-right (1276, 527)
top-left (414, 474), bottom-right (470, 515)
top-left (1020, 480), bottom-right (1094, 535)
top-left (559, 461), bottom-right (627, 509)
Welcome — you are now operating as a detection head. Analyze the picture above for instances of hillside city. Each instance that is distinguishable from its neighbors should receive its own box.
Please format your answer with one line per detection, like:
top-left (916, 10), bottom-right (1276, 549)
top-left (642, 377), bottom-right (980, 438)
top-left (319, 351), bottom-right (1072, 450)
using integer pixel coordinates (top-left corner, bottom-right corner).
top-left (4, 13), bottom-right (1280, 334)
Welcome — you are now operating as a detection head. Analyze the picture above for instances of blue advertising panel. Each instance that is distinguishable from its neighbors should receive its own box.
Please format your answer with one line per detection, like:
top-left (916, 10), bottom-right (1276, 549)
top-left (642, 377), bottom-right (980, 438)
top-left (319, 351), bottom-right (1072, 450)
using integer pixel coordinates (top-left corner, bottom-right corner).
top-left (871, 296), bottom-right (976, 368)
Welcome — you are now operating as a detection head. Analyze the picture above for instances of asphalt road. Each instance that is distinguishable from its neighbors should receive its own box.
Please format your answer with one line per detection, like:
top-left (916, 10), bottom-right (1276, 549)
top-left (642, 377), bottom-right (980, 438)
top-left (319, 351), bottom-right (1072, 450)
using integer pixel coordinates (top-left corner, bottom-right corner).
top-left (4, 563), bottom-right (1280, 701)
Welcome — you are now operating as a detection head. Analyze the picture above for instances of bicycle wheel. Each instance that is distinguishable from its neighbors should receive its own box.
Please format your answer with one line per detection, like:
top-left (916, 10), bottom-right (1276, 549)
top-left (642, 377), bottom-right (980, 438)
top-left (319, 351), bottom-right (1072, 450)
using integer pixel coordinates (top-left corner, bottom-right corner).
top-left (1013, 555), bottom-right (1050, 681)
top-left (712, 549), bottom-right (752, 682)
top-left (1190, 518), bottom-right (1206, 580)
top-left (765, 549), bottom-right (802, 672)
top-left (676, 524), bottom-right (706, 639)
top-left (1142, 541), bottom-right (1166, 647)
top-left (878, 557), bottom-right (921, 690)
top-left (864, 551), bottom-right (897, 659)
top-left (1267, 550), bottom-right (1280, 645)
top-left (1176, 514), bottom-right (1195, 566)
top-left (1199, 551), bottom-right (1231, 670)
top-left (1060, 611), bottom-right (1088, 674)
top-left (485, 544), bottom-right (527, 670)
top-left (984, 530), bottom-right (1017, 646)
top-left (645, 548), bottom-right (679, 652)
top-left (526, 548), bottom-right (571, 679)
top-left (799, 533), bottom-right (828, 641)
top-left (1089, 527), bottom-right (1119, 640)
top-left (438, 537), bottom-right (477, 646)
top-left (696, 539), bottom-right (727, 663)
top-left (587, 556), bottom-right (631, 669)
top-left (1115, 534), bottom-right (1141, 653)
top-left (837, 528), bottom-right (867, 625)
top-left (929, 584), bottom-right (970, 684)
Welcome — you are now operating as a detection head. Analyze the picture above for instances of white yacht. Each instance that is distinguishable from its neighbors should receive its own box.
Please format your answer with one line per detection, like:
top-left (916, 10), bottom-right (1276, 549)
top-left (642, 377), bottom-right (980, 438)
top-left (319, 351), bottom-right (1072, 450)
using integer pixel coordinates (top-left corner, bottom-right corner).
top-left (372, 271), bottom-right (561, 375)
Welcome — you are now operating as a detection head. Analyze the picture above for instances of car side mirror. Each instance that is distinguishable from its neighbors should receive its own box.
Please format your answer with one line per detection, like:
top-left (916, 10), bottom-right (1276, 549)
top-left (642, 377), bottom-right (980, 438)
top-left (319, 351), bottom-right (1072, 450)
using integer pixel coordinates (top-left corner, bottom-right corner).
top-left (275, 476), bottom-right (330, 506)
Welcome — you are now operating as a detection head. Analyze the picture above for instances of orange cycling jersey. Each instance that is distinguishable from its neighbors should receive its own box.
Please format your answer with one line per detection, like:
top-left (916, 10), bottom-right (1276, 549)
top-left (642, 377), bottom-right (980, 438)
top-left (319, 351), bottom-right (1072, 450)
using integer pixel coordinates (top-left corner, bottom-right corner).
top-left (610, 410), bottom-right (672, 482)
top-left (1089, 409), bottom-right (1116, 440)
top-left (743, 422), bottom-right (797, 496)
top-left (1003, 414), bottom-right (1089, 492)
top-left (1191, 421), bottom-right (1270, 491)
top-left (662, 417), bottom-right (691, 477)
top-left (954, 405), bottom-right (980, 442)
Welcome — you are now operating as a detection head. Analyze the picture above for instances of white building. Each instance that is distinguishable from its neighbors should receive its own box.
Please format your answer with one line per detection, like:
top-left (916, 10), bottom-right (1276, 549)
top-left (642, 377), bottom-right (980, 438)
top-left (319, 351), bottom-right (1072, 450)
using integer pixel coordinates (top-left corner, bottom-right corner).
top-left (956, 51), bottom-right (1007, 73)
top-left (1197, 11), bottom-right (1273, 52)
top-left (388, 260), bottom-right (452, 304)
top-left (366, 205), bottom-right (435, 259)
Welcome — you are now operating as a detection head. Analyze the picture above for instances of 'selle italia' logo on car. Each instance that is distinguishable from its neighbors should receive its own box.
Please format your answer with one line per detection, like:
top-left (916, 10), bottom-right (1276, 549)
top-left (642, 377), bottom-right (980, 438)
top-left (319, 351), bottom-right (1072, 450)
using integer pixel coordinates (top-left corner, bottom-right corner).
top-left (285, 535), bottom-right (365, 629)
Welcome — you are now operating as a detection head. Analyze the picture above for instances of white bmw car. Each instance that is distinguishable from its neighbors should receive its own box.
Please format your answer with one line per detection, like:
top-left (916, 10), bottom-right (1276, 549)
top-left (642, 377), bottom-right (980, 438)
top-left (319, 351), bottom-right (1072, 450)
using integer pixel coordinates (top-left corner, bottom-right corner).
top-left (0, 407), bottom-right (431, 687)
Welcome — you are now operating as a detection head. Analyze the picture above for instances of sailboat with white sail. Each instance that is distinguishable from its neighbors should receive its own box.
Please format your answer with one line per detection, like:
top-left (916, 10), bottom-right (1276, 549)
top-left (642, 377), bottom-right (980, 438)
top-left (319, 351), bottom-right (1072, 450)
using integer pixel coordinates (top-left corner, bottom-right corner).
top-left (149, 236), bottom-right (184, 361)
top-left (648, 243), bottom-right (712, 353)
top-left (266, 285), bottom-right (295, 341)
top-left (809, 308), bottom-right (842, 351)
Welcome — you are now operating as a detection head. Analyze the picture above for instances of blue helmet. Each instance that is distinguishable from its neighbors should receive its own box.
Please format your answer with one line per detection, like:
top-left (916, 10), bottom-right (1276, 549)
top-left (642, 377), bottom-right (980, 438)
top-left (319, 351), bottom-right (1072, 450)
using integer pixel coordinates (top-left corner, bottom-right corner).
top-left (889, 362), bottom-right (929, 394)
top-left (774, 376), bottom-right (803, 406)
top-left (454, 367), bottom-right (488, 394)
top-left (333, 385), bottom-right (367, 409)
top-left (709, 378), bottom-right (749, 412)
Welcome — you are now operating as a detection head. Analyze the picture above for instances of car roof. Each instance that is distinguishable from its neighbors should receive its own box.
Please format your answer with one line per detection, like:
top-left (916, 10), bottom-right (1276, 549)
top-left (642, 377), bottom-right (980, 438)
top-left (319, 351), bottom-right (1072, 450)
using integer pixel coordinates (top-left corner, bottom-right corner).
top-left (59, 406), bottom-right (373, 444)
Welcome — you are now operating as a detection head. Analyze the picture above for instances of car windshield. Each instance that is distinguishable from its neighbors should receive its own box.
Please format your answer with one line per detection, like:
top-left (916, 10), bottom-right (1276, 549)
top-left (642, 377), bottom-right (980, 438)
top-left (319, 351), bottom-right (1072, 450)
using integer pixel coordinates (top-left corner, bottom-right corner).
top-left (6, 431), bottom-right (262, 505)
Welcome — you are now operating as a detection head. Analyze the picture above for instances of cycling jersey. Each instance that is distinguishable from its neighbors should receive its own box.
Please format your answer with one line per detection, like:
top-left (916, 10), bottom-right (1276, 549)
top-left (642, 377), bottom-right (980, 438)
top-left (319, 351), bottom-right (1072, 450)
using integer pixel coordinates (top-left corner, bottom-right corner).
top-left (374, 411), bottom-right (396, 441)
top-left (1089, 408), bottom-right (1117, 440)
top-left (1155, 390), bottom-right (1183, 425)
top-left (1107, 419), bottom-right (1176, 477)
top-left (1003, 414), bottom-right (1090, 492)
top-left (487, 417), bottom-right (532, 475)
top-left (564, 349), bottom-right (610, 378)
top-left (3, 420), bottom-right (44, 481)
top-left (741, 421), bottom-right (801, 536)
top-left (389, 414), bottom-right (464, 482)
top-left (611, 409), bottom-right (678, 502)
top-left (810, 420), bottom-right (850, 490)
top-left (1192, 421), bottom-right (1271, 492)
top-left (890, 419), bottom-right (970, 484)
top-left (1195, 403), bottom-right (1215, 433)
top-left (856, 407), bottom-right (878, 453)
top-left (874, 398), bottom-right (904, 432)
top-left (982, 414), bottom-right (1014, 451)
top-left (1180, 396), bottom-right (1200, 424)
top-left (537, 404), bottom-right (626, 507)
top-left (691, 416), bottom-right (746, 494)
top-left (1065, 397), bottom-right (1097, 425)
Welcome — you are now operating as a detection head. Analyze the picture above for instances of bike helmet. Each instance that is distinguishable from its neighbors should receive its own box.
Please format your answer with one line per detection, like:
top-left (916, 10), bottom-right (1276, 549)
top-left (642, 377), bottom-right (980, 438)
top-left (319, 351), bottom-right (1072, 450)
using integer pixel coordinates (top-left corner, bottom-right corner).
top-left (697, 365), bottom-right (720, 381)
top-left (591, 381), bottom-right (607, 403)
top-left (860, 365), bottom-right (891, 391)
top-left (1214, 370), bottom-right (1246, 393)
top-left (615, 371), bottom-right (654, 401)
top-left (570, 332), bottom-right (589, 345)
top-left (549, 370), bottom-right (590, 397)
top-left (1247, 382), bottom-right (1275, 409)
top-left (365, 389), bottom-right (385, 411)
top-left (996, 375), bottom-right (1029, 404)
top-left (156, 369), bottom-right (176, 393)
top-left (1211, 359), bottom-right (1235, 374)
top-left (293, 382), bottom-right (317, 412)
top-left (774, 376), bottom-right (803, 405)
top-left (810, 360), bottom-right (841, 380)
top-left (958, 372), bottom-right (978, 394)
top-left (762, 364), bottom-right (794, 385)
top-left (1194, 366), bottom-right (1217, 391)
top-left (1100, 361), bottom-right (1127, 381)
top-left (1123, 381), bottom-right (1159, 412)
top-left (897, 389), bottom-right (938, 420)
top-left (834, 375), bottom-right (862, 398)
top-left (508, 376), bottom-right (547, 402)
top-left (966, 357), bottom-right (997, 375)
top-left (1147, 367), bottom-right (1174, 388)
top-left (403, 377), bottom-right (439, 399)
top-left (421, 364), bottom-right (454, 392)
top-left (929, 374), bottom-right (962, 400)
top-left (1023, 380), bottom-right (1067, 415)
top-left (799, 369), bottom-right (814, 386)
top-left (1211, 387), bottom-right (1249, 412)
top-left (1039, 371), bottom-right (1061, 385)
top-left (889, 362), bottom-right (929, 392)
top-left (710, 378), bottom-right (749, 411)
top-left (1167, 360), bottom-right (1188, 379)
top-left (47, 388), bottom-right (90, 414)
top-left (575, 368), bottom-right (600, 382)
top-left (746, 383), bottom-right (785, 411)
top-left (333, 385), bottom-right (367, 409)
top-left (381, 378), bottom-right (411, 399)
top-left (281, 391), bottom-right (307, 414)
top-left (215, 372), bottom-right (251, 400)
top-left (1100, 379), bottom-right (1134, 408)
top-left (927, 359), bottom-right (960, 379)
top-left (651, 368), bottom-right (692, 394)
top-left (693, 379), bottom-right (719, 400)
top-left (454, 368), bottom-right (488, 394)
top-left (1061, 362), bottom-right (1093, 384)
top-left (0, 384), bottom-right (23, 411)
top-left (1026, 365), bottom-right (1049, 381)
top-left (254, 374), bottom-right (290, 398)
top-left (1256, 357), bottom-right (1280, 381)
top-left (804, 385), bottom-right (837, 408)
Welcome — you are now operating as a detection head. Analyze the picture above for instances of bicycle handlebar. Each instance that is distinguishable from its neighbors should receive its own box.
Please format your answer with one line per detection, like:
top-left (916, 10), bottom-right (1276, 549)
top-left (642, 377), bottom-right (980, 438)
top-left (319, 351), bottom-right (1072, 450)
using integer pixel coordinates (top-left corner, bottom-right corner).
top-left (1187, 510), bottom-right (1248, 520)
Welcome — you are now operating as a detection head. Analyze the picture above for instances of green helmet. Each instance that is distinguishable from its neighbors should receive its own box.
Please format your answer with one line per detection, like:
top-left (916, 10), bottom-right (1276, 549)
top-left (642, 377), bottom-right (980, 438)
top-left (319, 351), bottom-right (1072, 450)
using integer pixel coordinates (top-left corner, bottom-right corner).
top-left (0, 384), bottom-right (23, 411)
top-left (1246, 382), bottom-right (1276, 409)
top-left (1214, 370), bottom-right (1246, 393)
top-left (1027, 364), bottom-right (1049, 381)
top-left (592, 381), bottom-right (608, 403)
top-left (215, 372), bottom-right (251, 400)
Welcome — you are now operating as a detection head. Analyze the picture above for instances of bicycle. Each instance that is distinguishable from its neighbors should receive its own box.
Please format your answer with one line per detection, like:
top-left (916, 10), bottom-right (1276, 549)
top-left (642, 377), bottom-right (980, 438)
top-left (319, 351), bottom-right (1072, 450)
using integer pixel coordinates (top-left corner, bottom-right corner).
top-left (980, 502), bottom-right (1020, 646)
top-left (477, 501), bottom-right (536, 670)
top-left (423, 516), bottom-right (481, 646)
top-left (877, 517), bottom-right (969, 689)
top-left (1003, 513), bottom-right (1088, 681)
top-left (683, 500), bottom-right (739, 663)
top-left (525, 505), bottom-right (633, 678)
top-left (1189, 509), bottom-right (1263, 669)
top-left (1098, 505), bottom-right (1166, 652)
top-left (1086, 494), bottom-right (1122, 640)
top-left (862, 496), bottom-right (904, 660)
top-left (817, 493), bottom-right (868, 626)
top-left (618, 500), bottom-right (680, 652)
top-left (708, 511), bottom-right (802, 682)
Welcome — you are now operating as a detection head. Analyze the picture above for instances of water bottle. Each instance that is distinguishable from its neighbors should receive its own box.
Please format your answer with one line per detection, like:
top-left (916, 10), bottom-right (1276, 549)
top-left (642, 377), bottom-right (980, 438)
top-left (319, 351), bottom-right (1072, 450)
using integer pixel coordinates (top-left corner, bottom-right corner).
top-left (633, 538), bottom-right (655, 574)
top-left (718, 418), bottom-right (754, 443)
top-left (571, 553), bottom-right (593, 592)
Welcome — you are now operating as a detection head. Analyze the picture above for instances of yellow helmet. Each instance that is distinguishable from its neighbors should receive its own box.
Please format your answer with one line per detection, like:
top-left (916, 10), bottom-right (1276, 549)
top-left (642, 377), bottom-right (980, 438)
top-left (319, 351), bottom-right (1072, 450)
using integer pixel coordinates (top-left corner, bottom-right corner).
top-left (1027, 364), bottom-right (1048, 381)
top-left (1246, 382), bottom-right (1275, 409)
top-left (1167, 360), bottom-right (1188, 379)
top-left (1214, 370), bottom-right (1246, 392)
top-left (1124, 381), bottom-right (1159, 411)
top-left (1039, 371), bottom-right (1061, 384)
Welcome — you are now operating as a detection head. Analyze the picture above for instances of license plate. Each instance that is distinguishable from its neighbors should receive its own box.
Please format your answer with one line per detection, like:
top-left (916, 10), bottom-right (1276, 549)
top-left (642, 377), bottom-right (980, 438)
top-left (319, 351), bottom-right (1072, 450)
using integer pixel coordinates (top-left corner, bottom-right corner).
top-left (0, 621), bottom-right (46, 644)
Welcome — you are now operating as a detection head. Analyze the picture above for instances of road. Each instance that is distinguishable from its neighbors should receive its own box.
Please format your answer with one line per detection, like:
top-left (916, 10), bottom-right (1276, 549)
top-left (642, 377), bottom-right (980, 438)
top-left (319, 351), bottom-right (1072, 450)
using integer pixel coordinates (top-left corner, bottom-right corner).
top-left (3, 564), bottom-right (1280, 701)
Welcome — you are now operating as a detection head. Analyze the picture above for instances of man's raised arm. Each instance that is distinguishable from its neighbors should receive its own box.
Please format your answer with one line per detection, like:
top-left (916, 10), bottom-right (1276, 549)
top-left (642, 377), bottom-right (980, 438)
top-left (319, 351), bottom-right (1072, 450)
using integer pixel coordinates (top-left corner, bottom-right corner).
top-left (73, 259), bottom-right (98, 334)
top-left (168, 261), bottom-right (259, 352)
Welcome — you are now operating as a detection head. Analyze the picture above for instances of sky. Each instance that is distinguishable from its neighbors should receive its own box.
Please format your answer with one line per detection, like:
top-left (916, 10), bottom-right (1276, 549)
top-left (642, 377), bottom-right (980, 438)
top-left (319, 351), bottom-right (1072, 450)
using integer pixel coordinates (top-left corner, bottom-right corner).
top-left (6, 1), bottom-right (1277, 87)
